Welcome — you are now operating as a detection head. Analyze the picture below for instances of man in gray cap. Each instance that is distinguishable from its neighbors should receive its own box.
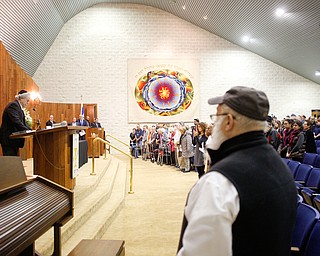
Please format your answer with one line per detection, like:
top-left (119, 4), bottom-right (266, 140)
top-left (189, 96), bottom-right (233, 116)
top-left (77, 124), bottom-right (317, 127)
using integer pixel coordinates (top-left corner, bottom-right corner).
top-left (177, 86), bottom-right (297, 256)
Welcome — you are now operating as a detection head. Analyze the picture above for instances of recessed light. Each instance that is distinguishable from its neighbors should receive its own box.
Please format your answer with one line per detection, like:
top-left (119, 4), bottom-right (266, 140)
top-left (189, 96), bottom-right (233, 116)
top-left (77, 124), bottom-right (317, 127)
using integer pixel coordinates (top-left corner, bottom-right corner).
top-left (203, 15), bottom-right (208, 20)
top-left (276, 8), bottom-right (285, 17)
top-left (315, 70), bottom-right (320, 76)
top-left (182, 5), bottom-right (186, 10)
top-left (242, 36), bottom-right (250, 42)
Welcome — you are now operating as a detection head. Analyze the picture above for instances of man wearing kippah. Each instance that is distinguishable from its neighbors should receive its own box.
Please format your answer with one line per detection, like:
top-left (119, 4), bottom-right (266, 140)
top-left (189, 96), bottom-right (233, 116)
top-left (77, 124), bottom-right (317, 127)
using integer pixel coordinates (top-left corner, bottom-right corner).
top-left (0, 89), bottom-right (32, 156)
top-left (177, 86), bottom-right (297, 256)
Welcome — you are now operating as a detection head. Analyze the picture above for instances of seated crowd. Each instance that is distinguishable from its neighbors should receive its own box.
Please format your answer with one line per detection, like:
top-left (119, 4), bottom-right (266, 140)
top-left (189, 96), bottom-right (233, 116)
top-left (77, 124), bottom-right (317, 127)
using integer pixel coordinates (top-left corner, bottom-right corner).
top-left (130, 114), bottom-right (320, 179)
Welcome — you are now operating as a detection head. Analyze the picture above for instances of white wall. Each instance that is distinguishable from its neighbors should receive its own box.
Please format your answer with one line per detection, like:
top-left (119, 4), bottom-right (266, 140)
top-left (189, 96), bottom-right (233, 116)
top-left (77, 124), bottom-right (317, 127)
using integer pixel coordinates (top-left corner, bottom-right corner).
top-left (33, 3), bottom-right (320, 143)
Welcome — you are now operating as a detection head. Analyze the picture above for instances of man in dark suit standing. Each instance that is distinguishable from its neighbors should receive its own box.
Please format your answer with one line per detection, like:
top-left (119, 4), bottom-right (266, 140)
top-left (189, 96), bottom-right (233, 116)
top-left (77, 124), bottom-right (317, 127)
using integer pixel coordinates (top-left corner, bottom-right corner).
top-left (45, 114), bottom-right (56, 128)
top-left (76, 114), bottom-right (90, 127)
top-left (91, 117), bottom-right (102, 128)
top-left (0, 90), bottom-right (32, 156)
top-left (76, 114), bottom-right (89, 140)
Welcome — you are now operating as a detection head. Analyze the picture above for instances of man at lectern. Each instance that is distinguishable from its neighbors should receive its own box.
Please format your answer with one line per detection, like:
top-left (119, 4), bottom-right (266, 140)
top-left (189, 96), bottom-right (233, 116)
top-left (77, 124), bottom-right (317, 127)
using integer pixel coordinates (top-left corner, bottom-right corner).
top-left (0, 90), bottom-right (32, 156)
top-left (76, 114), bottom-right (89, 140)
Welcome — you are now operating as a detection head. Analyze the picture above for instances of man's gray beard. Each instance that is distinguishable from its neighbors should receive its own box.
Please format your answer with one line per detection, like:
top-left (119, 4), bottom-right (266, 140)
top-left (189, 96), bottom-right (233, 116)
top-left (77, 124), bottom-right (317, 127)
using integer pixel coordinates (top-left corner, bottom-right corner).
top-left (206, 118), bottom-right (228, 151)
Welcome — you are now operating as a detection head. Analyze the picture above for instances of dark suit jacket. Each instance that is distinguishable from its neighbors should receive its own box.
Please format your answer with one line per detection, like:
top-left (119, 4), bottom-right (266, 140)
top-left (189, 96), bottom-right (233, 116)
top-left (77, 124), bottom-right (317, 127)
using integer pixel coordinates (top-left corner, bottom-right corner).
top-left (76, 119), bottom-right (90, 127)
top-left (45, 120), bottom-right (56, 127)
top-left (0, 100), bottom-right (31, 148)
top-left (91, 122), bottom-right (102, 128)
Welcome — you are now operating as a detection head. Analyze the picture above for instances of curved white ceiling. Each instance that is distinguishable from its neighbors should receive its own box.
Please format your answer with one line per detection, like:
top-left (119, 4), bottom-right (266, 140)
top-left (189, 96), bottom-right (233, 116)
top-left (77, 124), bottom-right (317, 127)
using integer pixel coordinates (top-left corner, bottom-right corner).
top-left (0, 0), bottom-right (319, 84)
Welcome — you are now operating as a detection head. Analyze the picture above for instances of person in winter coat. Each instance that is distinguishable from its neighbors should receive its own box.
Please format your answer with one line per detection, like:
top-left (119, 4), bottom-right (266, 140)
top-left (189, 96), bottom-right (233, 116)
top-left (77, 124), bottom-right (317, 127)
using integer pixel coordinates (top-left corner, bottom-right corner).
top-left (179, 126), bottom-right (194, 172)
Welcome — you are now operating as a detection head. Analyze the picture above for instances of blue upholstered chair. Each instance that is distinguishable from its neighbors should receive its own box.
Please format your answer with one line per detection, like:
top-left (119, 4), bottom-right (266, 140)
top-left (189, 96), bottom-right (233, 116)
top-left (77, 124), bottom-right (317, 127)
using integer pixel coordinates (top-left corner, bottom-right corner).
top-left (295, 164), bottom-right (313, 185)
top-left (315, 140), bottom-right (320, 148)
top-left (313, 195), bottom-right (320, 213)
top-left (313, 155), bottom-right (320, 168)
top-left (301, 188), bottom-right (317, 208)
top-left (282, 157), bottom-right (291, 165)
top-left (291, 203), bottom-right (320, 255)
top-left (297, 194), bottom-right (303, 204)
top-left (296, 168), bottom-right (320, 194)
top-left (288, 160), bottom-right (301, 178)
top-left (303, 153), bottom-right (318, 167)
top-left (304, 220), bottom-right (320, 256)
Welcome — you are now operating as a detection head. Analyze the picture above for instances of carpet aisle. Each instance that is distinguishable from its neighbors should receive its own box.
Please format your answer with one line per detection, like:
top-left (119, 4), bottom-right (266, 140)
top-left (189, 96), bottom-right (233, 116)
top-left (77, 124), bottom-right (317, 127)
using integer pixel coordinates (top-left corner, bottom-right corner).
top-left (101, 155), bottom-right (198, 256)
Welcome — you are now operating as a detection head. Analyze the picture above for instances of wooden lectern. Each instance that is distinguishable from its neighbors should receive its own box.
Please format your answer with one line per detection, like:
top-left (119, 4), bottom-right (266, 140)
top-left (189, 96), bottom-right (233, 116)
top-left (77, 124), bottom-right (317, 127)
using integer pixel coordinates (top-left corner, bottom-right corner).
top-left (86, 127), bottom-right (105, 158)
top-left (11, 126), bottom-right (86, 190)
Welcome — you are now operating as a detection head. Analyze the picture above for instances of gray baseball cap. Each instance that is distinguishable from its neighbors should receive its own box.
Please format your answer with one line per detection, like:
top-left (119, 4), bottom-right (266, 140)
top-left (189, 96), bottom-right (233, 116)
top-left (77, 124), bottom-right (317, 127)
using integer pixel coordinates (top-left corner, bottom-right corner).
top-left (208, 86), bottom-right (269, 121)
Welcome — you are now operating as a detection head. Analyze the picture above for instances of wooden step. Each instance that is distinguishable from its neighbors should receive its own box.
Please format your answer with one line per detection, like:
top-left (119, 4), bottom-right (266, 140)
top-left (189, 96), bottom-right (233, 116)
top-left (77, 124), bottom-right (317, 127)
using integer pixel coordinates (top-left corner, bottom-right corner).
top-left (35, 156), bottom-right (128, 255)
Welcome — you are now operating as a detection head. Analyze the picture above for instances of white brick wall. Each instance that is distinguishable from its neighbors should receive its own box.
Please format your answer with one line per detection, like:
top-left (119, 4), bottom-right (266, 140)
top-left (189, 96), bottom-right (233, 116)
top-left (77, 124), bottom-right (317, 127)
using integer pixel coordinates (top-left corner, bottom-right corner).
top-left (33, 3), bottom-right (320, 143)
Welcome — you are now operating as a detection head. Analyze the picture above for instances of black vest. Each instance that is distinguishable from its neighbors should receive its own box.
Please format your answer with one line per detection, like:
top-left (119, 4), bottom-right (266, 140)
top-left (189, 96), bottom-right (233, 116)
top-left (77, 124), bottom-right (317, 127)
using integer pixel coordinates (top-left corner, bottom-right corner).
top-left (178, 131), bottom-right (297, 256)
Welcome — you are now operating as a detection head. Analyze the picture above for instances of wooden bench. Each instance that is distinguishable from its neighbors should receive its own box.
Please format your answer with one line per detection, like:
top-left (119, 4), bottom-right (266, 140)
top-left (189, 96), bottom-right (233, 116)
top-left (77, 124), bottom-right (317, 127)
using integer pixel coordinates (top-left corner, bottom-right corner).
top-left (68, 240), bottom-right (125, 256)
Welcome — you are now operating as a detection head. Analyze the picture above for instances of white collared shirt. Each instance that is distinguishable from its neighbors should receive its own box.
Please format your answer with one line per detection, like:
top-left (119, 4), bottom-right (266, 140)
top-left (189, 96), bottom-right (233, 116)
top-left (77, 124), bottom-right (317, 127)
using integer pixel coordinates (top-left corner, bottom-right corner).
top-left (177, 172), bottom-right (239, 256)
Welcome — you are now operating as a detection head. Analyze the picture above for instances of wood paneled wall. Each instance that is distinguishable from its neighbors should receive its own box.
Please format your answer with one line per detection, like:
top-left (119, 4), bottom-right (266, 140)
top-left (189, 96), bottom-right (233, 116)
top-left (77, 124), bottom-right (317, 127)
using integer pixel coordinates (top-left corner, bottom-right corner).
top-left (0, 41), bottom-right (39, 117)
top-left (36, 102), bottom-right (97, 127)
top-left (0, 41), bottom-right (98, 157)
top-left (0, 41), bottom-right (39, 156)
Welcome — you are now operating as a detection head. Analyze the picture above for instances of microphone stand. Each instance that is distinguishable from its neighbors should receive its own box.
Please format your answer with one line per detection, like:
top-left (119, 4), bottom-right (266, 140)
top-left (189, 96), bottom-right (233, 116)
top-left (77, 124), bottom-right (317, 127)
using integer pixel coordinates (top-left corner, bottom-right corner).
top-left (33, 107), bottom-right (41, 130)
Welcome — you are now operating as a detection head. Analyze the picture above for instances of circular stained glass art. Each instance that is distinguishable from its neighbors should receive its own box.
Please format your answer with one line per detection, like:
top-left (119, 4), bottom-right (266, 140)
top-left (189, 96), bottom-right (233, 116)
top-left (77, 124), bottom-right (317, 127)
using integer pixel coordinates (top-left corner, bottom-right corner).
top-left (135, 70), bottom-right (194, 116)
top-left (143, 75), bottom-right (185, 112)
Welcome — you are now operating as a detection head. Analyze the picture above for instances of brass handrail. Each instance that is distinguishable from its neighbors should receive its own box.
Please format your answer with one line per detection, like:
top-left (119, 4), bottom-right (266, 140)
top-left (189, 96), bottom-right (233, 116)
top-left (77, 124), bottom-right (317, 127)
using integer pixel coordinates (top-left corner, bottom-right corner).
top-left (105, 133), bottom-right (131, 151)
top-left (92, 137), bottom-right (134, 194)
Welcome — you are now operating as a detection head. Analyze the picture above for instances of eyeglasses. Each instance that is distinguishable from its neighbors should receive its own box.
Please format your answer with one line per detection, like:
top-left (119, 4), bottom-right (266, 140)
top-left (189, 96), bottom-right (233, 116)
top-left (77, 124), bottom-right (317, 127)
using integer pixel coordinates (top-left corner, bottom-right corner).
top-left (210, 113), bottom-right (236, 123)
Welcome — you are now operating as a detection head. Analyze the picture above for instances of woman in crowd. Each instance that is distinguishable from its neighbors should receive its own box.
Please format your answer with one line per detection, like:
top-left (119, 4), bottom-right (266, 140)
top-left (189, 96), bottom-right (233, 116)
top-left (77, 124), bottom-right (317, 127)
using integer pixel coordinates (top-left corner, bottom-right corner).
top-left (278, 119), bottom-right (293, 157)
top-left (314, 118), bottom-right (320, 140)
top-left (286, 120), bottom-right (304, 161)
top-left (192, 122), bottom-right (208, 178)
top-left (265, 116), bottom-right (280, 150)
top-left (168, 126), bottom-right (176, 166)
top-left (302, 120), bottom-right (317, 154)
top-left (179, 126), bottom-right (193, 173)
top-left (129, 128), bottom-right (138, 158)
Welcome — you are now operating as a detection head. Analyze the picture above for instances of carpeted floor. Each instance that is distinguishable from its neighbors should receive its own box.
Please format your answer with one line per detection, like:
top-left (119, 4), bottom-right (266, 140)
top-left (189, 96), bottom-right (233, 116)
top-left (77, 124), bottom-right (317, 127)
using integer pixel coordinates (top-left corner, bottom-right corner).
top-left (101, 155), bottom-right (198, 256)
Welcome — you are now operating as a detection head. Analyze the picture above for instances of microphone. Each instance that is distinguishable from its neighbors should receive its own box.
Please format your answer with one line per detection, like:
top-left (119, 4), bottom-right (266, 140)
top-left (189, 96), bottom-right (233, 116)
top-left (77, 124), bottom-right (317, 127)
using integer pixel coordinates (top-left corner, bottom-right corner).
top-left (33, 107), bottom-right (41, 130)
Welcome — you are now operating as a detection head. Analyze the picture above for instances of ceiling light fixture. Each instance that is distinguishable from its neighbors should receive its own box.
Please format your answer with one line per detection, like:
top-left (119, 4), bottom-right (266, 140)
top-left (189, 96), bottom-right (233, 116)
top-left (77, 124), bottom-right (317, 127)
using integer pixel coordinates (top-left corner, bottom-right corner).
top-left (182, 5), bottom-right (186, 10)
top-left (242, 36), bottom-right (250, 42)
top-left (203, 15), bottom-right (208, 20)
top-left (315, 70), bottom-right (320, 76)
top-left (276, 8), bottom-right (285, 17)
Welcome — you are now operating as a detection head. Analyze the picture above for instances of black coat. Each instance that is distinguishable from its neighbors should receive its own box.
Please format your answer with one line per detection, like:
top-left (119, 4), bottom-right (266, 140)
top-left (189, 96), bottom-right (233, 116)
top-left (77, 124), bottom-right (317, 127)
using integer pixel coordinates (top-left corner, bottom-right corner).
top-left (45, 120), bottom-right (56, 127)
top-left (91, 122), bottom-right (101, 128)
top-left (0, 100), bottom-right (31, 148)
top-left (76, 119), bottom-right (90, 127)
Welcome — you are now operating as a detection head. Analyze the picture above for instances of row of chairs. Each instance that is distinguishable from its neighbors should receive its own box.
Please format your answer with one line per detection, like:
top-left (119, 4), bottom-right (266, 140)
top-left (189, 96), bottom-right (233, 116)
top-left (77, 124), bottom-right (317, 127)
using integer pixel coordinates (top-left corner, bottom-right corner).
top-left (282, 158), bottom-right (320, 210)
top-left (291, 201), bottom-right (320, 255)
top-left (315, 140), bottom-right (320, 154)
top-left (285, 152), bottom-right (320, 255)
top-left (302, 152), bottom-right (320, 168)
top-left (282, 158), bottom-right (320, 188)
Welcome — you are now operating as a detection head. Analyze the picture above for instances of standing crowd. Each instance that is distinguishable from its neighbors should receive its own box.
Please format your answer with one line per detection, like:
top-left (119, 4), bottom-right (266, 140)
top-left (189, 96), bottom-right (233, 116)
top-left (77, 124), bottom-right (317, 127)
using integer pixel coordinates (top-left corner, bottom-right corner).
top-left (266, 114), bottom-right (319, 162)
top-left (129, 121), bottom-right (214, 178)
top-left (130, 114), bottom-right (320, 178)
top-left (129, 113), bottom-right (320, 180)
